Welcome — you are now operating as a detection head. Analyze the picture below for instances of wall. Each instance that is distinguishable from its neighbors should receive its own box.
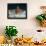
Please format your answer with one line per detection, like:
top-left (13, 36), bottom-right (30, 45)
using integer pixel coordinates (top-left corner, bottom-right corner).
top-left (0, 0), bottom-right (46, 37)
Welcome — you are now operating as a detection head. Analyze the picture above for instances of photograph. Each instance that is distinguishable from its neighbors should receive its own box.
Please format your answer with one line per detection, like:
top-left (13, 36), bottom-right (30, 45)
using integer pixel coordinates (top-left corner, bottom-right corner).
top-left (7, 3), bottom-right (27, 19)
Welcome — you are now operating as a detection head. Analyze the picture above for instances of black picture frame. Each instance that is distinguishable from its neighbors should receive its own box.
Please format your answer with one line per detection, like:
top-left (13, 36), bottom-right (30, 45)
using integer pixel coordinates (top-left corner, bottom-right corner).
top-left (7, 3), bottom-right (27, 19)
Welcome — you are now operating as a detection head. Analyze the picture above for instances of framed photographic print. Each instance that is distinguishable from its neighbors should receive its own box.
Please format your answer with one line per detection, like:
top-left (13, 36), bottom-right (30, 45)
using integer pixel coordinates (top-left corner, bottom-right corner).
top-left (7, 3), bottom-right (27, 19)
